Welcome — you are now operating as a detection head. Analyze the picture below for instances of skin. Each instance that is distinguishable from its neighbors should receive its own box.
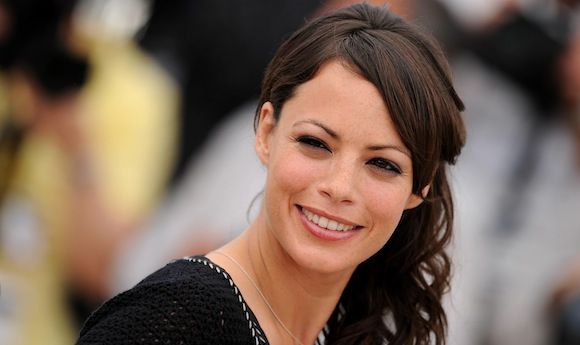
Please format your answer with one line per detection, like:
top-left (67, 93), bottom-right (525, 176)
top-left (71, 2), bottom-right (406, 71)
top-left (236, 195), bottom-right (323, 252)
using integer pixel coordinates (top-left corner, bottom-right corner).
top-left (208, 60), bottom-right (424, 344)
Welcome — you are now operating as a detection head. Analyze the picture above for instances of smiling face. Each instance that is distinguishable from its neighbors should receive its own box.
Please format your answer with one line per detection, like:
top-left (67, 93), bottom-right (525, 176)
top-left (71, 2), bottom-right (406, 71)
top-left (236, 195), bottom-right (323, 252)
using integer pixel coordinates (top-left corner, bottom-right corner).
top-left (255, 60), bottom-right (424, 275)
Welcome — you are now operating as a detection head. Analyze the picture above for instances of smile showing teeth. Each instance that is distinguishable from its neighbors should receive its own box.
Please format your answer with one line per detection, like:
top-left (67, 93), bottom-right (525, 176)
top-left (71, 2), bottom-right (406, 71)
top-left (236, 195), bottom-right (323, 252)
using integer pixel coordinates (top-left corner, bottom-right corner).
top-left (301, 208), bottom-right (356, 231)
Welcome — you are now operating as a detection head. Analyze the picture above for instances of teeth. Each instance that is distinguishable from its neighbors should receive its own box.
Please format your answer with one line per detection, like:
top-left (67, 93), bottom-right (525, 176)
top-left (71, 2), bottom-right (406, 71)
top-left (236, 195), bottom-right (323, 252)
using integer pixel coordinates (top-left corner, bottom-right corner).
top-left (327, 220), bottom-right (338, 231)
top-left (301, 208), bottom-right (355, 232)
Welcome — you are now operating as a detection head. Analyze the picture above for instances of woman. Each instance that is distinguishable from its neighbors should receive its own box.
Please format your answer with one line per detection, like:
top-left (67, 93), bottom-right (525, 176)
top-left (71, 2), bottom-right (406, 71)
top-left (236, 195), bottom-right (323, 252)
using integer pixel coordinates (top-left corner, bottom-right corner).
top-left (77, 3), bottom-right (465, 345)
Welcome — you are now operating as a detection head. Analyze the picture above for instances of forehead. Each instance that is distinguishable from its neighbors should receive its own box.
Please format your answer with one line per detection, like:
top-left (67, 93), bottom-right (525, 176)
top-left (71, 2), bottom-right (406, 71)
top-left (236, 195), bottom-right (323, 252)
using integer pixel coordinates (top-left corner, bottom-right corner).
top-left (279, 60), bottom-right (396, 135)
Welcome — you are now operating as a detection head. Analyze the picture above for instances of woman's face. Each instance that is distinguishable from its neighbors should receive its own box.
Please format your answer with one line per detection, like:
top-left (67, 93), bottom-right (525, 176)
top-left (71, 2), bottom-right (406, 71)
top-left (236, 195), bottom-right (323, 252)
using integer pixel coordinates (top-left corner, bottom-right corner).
top-left (255, 60), bottom-right (424, 275)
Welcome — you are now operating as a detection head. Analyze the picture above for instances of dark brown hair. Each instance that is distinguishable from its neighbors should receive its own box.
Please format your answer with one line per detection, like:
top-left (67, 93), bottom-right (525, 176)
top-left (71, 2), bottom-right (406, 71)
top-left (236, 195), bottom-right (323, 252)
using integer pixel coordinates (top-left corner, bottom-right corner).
top-left (255, 3), bottom-right (466, 345)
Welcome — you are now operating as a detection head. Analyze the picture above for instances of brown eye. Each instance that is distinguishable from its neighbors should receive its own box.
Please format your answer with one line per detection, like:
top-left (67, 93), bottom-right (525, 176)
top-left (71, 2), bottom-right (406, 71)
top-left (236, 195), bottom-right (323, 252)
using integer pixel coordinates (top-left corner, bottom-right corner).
top-left (367, 158), bottom-right (401, 174)
top-left (297, 136), bottom-right (331, 152)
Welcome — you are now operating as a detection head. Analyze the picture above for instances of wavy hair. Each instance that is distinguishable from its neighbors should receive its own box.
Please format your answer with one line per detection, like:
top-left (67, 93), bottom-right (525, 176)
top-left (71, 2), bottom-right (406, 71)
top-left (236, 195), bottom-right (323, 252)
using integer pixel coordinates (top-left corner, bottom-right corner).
top-left (255, 3), bottom-right (466, 344)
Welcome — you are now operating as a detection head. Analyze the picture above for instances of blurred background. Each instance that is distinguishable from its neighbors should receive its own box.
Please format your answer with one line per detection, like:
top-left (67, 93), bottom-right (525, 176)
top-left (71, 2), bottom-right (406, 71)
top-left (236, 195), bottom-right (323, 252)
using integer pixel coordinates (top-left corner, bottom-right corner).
top-left (0, 0), bottom-right (578, 344)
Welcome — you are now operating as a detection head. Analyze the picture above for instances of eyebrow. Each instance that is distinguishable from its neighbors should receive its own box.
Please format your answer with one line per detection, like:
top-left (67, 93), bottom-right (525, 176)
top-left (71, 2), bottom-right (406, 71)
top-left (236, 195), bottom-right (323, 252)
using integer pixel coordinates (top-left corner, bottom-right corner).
top-left (294, 119), bottom-right (338, 138)
top-left (293, 119), bottom-right (411, 157)
top-left (368, 144), bottom-right (411, 158)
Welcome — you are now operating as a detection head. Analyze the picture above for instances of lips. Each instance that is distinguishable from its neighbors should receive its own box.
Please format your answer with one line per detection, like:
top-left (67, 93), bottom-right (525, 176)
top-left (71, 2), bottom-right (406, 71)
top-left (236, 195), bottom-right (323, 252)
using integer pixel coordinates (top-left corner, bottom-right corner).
top-left (297, 206), bottom-right (361, 241)
top-left (299, 206), bottom-right (360, 232)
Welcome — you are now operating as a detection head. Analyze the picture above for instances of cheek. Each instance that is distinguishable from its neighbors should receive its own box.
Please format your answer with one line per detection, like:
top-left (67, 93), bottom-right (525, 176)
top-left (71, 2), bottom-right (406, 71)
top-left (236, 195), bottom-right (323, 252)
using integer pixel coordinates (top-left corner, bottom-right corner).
top-left (263, 149), bottom-right (323, 237)
top-left (267, 148), bottom-right (322, 199)
top-left (362, 181), bottom-right (412, 231)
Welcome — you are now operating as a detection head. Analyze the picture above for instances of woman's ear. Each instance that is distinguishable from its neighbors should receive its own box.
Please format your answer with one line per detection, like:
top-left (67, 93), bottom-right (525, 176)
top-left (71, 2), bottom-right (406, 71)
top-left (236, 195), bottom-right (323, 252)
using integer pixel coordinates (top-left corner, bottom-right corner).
top-left (255, 102), bottom-right (277, 165)
top-left (405, 185), bottom-right (431, 210)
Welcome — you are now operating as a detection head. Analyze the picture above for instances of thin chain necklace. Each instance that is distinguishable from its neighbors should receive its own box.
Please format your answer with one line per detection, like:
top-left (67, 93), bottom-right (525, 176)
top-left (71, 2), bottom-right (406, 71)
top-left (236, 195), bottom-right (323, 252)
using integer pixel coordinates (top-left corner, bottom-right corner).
top-left (213, 250), bottom-right (306, 345)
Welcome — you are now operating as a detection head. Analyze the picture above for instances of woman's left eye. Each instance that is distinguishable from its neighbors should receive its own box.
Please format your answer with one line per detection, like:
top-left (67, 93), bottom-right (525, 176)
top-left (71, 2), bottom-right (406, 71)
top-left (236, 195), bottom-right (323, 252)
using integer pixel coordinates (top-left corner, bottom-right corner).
top-left (296, 136), bottom-right (330, 152)
top-left (367, 158), bottom-right (401, 174)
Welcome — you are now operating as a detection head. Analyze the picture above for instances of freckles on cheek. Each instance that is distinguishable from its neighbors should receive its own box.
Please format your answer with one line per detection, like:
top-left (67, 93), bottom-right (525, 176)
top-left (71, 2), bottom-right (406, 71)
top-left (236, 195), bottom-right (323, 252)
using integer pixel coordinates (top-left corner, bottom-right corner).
top-left (272, 154), bottom-right (321, 193)
top-left (365, 186), bottom-right (407, 226)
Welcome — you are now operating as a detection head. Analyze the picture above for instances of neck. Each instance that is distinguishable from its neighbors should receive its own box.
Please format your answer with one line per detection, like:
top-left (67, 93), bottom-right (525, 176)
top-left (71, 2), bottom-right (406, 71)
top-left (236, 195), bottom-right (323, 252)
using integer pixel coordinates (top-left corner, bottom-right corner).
top-left (211, 213), bottom-right (353, 344)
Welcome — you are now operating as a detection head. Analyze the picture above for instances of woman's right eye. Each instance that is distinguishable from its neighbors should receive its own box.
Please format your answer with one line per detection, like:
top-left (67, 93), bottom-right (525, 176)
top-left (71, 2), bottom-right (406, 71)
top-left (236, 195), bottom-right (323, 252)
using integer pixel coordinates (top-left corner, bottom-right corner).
top-left (297, 136), bottom-right (330, 152)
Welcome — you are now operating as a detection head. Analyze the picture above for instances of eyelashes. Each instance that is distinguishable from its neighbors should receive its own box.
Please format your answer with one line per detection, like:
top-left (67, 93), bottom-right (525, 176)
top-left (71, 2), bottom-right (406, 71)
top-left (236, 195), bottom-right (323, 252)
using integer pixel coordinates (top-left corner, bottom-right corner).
top-left (295, 135), bottom-right (402, 175)
top-left (296, 135), bottom-right (330, 151)
top-left (366, 157), bottom-right (402, 174)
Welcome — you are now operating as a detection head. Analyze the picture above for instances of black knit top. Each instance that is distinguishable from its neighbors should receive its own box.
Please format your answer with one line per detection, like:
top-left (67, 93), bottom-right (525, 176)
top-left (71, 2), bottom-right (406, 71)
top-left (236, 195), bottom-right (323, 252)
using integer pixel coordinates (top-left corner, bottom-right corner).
top-left (76, 256), bottom-right (269, 344)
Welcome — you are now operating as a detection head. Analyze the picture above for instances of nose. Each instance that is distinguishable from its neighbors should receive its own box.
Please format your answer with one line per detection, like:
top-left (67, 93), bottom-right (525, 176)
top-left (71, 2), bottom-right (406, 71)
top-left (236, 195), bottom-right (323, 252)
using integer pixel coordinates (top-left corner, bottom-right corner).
top-left (318, 158), bottom-right (356, 204)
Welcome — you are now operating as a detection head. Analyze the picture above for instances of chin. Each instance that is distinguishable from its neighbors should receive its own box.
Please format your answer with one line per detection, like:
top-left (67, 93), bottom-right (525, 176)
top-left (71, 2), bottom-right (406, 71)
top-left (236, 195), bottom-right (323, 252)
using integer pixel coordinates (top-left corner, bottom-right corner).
top-left (286, 243), bottom-right (361, 276)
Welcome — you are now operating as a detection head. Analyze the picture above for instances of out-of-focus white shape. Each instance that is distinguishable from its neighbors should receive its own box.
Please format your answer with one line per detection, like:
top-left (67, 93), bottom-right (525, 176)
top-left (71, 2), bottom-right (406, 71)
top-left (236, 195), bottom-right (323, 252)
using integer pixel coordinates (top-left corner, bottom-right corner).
top-left (0, 197), bottom-right (46, 267)
top-left (73, 0), bottom-right (151, 40)
top-left (0, 273), bottom-right (22, 345)
top-left (111, 102), bottom-right (266, 294)
top-left (447, 52), bottom-right (580, 345)
top-left (438, 0), bottom-right (513, 27)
